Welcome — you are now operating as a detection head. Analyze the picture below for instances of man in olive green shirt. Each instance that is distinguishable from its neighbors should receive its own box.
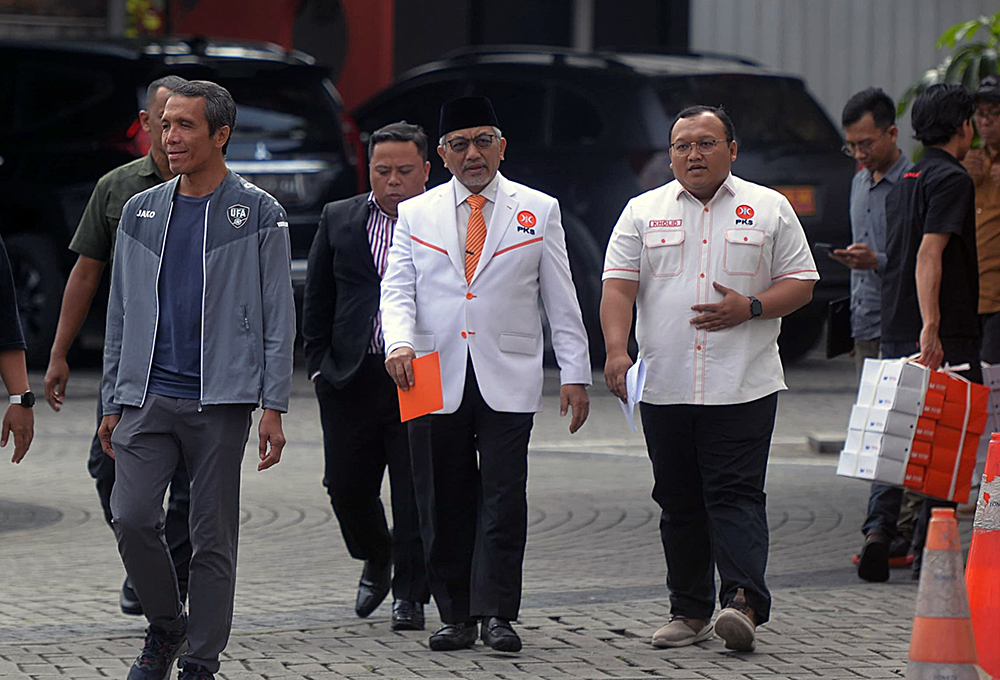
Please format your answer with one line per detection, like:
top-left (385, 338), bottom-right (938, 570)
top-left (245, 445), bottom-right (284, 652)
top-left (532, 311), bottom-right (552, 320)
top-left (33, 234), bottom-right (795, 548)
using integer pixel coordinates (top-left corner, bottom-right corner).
top-left (43, 75), bottom-right (192, 616)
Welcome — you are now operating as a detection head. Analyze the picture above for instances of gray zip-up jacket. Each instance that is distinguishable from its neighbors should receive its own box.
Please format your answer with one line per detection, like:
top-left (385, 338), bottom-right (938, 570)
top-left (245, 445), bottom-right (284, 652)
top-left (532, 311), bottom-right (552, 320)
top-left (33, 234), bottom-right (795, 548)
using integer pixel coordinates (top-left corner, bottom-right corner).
top-left (102, 171), bottom-right (295, 415)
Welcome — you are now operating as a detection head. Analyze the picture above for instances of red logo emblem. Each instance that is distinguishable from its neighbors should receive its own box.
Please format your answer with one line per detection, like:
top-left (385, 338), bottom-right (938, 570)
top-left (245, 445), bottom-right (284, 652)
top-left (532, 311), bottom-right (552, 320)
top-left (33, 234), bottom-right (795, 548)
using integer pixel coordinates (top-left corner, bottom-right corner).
top-left (517, 211), bottom-right (536, 228)
top-left (736, 204), bottom-right (754, 219)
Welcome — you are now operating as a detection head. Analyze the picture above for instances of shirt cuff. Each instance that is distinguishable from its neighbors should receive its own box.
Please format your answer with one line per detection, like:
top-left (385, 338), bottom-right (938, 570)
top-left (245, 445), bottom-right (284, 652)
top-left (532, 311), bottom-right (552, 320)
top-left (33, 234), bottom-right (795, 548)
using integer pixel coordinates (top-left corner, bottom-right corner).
top-left (602, 267), bottom-right (640, 281)
top-left (876, 252), bottom-right (887, 273)
top-left (385, 341), bottom-right (414, 356)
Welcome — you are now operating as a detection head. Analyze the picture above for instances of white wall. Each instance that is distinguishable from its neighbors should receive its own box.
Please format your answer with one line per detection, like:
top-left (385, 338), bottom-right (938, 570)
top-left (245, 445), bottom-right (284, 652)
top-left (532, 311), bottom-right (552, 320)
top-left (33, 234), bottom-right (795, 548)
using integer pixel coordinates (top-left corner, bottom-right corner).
top-left (690, 0), bottom-right (998, 152)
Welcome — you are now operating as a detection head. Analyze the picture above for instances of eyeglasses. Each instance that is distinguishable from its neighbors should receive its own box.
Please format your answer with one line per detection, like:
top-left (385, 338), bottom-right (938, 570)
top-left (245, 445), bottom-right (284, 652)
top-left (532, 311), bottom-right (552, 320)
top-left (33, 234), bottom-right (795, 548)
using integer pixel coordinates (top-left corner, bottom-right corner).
top-left (444, 134), bottom-right (497, 153)
top-left (841, 129), bottom-right (889, 157)
top-left (975, 106), bottom-right (1000, 121)
top-left (669, 139), bottom-right (727, 156)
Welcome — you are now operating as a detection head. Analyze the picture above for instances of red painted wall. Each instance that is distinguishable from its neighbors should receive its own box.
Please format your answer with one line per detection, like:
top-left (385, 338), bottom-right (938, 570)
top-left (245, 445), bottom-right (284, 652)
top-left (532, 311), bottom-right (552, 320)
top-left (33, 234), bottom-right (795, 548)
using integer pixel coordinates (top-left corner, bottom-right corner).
top-left (168, 0), bottom-right (300, 48)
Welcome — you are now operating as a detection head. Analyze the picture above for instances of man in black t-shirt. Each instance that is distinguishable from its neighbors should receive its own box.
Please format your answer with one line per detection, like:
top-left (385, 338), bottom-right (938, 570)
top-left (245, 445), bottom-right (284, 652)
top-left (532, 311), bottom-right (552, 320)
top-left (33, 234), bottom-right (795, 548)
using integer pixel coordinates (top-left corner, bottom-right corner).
top-left (858, 84), bottom-right (979, 583)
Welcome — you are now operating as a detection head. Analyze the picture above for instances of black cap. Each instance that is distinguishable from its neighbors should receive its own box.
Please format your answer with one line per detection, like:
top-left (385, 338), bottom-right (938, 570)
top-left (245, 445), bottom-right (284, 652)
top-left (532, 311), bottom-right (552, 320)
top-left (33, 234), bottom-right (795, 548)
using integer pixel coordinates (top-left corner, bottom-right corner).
top-left (976, 75), bottom-right (1000, 103)
top-left (439, 96), bottom-right (500, 138)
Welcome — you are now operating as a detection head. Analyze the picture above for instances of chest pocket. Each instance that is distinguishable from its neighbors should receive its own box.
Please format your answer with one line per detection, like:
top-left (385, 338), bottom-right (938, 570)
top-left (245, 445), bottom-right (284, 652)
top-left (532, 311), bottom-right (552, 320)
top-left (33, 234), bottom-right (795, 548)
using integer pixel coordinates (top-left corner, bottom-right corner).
top-left (644, 229), bottom-right (685, 277)
top-left (723, 228), bottom-right (765, 276)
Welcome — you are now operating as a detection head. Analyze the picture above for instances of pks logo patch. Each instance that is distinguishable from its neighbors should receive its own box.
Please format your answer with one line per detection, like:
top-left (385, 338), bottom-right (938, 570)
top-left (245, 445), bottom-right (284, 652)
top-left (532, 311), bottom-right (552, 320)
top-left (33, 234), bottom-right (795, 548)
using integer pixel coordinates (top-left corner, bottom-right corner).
top-left (516, 210), bottom-right (537, 235)
top-left (136, 209), bottom-right (156, 219)
top-left (735, 204), bottom-right (754, 225)
top-left (227, 204), bottom-right (250, 228)
top-left (649, 219), bottom-right (682, 227)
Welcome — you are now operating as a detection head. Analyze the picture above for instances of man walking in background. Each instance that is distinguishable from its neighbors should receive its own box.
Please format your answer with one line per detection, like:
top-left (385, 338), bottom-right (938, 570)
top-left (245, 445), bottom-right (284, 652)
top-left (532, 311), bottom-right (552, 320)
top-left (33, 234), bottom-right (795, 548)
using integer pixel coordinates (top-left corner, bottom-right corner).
top-left (303, 121), bottom-right (431, 630)
top-left (43, 75), bottom-right (192, 616)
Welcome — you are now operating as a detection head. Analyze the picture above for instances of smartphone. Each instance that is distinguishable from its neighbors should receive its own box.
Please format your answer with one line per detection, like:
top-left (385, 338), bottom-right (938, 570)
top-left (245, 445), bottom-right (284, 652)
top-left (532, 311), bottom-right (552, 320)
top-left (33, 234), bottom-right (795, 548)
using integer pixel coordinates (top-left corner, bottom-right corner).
top-left (813, 242), bottom-right (834, 254)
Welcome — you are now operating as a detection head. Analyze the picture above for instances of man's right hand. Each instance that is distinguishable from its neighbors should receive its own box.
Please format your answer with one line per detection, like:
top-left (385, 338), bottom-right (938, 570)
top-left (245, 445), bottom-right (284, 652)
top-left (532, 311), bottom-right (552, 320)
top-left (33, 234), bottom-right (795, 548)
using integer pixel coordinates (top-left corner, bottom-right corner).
top-left (830, 243), bottom-right (878, 270)
top-left (98, 414), bottom-right (120, 458)
top-left (385, 347), bottom-right (416, 391)
top-left (604, 351), bottom-right (634, 403)
top-left (44, 355), bottom-right (69, 411)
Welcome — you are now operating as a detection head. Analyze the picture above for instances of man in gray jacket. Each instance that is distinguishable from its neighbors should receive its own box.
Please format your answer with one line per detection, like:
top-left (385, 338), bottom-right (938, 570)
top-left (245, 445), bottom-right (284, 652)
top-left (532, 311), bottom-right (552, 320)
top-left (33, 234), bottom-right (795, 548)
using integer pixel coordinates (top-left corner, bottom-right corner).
top-left (98, 80), bottom-right (295, 680)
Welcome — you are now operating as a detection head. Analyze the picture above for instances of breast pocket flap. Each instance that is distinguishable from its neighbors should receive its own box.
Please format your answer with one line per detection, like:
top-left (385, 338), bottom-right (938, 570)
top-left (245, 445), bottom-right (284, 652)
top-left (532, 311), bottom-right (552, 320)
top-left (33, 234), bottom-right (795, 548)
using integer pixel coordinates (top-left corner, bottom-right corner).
top-left (645, 229), bottom-right (685, 248)
top-left (499, 332), bottom-right (538, 355)
top-left (725, 228), bottom-right (765, 246)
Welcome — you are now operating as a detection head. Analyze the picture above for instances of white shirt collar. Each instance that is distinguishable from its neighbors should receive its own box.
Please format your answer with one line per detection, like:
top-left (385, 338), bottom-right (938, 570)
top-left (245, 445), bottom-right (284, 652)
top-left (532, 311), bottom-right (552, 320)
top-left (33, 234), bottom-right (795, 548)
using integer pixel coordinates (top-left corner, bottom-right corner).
top-left (453, 172), bottom-right (501, 207)
top-left (673, 173), bottom-right (738, 203)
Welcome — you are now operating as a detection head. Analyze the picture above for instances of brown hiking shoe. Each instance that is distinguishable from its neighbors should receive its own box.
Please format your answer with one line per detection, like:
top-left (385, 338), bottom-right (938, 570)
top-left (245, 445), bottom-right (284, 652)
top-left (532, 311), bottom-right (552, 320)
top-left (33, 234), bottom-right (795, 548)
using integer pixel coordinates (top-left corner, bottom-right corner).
top-left (715, 588), bottom-right (757, 652)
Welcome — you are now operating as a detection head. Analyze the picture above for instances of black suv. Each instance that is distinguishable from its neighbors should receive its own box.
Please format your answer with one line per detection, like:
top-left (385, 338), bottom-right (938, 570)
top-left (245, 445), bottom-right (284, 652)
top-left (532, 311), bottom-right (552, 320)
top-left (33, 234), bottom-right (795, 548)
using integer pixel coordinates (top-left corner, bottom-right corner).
top-left (355, 47), bottom-right (855, 361)
top-left (0, 38), bottom-right (362, 365)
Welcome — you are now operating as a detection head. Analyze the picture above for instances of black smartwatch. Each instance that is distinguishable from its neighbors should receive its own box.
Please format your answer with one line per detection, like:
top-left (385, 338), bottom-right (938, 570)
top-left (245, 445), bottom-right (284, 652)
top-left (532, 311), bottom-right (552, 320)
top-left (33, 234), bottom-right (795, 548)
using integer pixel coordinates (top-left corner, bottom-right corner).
top-left (9, 391), bottom-right (35, 408)
top-left (748, 296), bottom-right (763, 319)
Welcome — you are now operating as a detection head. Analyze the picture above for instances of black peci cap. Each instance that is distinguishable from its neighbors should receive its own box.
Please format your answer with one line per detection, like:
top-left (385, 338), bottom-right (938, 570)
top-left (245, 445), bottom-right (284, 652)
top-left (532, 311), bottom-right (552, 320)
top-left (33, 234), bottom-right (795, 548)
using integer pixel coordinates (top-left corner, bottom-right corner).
top-left (976, 75), bottom-right (1000, 103)
top-left (439, 96), bottom-right (500, 138)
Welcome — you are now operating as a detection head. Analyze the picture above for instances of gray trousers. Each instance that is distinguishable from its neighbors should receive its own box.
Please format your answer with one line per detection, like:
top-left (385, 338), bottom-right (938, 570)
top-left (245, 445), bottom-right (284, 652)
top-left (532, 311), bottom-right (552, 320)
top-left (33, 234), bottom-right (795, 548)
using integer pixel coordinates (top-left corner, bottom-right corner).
top-left (110, 393), bottom-right (253, 673)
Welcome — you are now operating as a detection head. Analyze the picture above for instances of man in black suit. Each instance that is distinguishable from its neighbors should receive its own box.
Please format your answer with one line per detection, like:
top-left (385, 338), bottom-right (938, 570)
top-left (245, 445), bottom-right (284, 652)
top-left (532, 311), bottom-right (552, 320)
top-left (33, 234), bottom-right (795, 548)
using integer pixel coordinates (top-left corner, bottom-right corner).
top-left (303, 121), bottom-right (432, 630)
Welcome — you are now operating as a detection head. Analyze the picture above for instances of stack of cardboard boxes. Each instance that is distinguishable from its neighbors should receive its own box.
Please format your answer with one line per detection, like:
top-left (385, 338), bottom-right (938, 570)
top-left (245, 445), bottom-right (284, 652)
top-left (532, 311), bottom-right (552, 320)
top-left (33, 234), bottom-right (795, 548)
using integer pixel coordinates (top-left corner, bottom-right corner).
top-left (838, 358), bottom-right (989, 503)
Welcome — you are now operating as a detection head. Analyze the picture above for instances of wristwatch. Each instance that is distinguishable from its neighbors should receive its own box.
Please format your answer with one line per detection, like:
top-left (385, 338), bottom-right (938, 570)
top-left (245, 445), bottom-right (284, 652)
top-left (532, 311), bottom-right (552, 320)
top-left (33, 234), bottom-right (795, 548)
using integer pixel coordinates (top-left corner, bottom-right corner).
top-left (9, 391), bottom-right (35, 408)
top-left (748, 296), bottom-right (763, 319)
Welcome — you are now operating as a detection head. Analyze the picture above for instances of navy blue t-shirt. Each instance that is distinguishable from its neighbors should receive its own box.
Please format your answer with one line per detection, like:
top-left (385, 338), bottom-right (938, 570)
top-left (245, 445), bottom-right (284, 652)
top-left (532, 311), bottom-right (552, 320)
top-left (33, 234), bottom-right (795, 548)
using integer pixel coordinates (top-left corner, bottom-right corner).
top-left (147, 192), bottom-right (210, 399)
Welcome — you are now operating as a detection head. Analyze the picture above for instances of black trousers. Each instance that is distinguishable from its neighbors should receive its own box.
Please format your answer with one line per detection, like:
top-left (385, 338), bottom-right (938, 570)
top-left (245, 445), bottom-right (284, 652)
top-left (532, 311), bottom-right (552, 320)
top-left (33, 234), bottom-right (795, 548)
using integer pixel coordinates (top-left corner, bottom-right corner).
top-left (315, 354), bottom-right (429, 602)
top-left (88, 400), bottom-right (192, 596)
top-left (980, 312), bottom-right (1000, 364)
top-left (640, 393), bottom-right (778, 625)
top-left (407, 360), bottom-right (534, 623)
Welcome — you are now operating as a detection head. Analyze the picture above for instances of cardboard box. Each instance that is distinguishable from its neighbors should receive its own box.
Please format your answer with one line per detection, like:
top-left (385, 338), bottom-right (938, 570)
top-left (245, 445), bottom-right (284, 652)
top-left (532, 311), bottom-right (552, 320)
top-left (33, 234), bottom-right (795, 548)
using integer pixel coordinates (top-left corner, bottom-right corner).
top-left (910, 439), bottom-right (932, 465)
top-left (939, 399), bottom-right (988, 434)
top-left (844, 428), bottom-right (863, 454)
top-left (904, 463), bottom-right (926, 488)
top-left (856, 382), bottom-right (928, 417)
top-left (849, 405), bottom-right (918, 439)
top-left (860, 431), bottom-right (912, 463)
top-left (924, 469), bottom-right (973, 505)
top-left (914, 417), bottom-right (937, 442)
top-left (836, 450), bottom-right (905, 484)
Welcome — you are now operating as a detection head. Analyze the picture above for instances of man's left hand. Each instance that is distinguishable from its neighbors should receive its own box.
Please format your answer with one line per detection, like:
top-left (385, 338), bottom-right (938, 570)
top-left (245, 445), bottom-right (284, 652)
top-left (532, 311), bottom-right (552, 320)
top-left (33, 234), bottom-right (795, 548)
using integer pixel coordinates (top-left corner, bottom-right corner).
top-left (830, 243), bottom-right (878, 270)
top-left (258, 408), bottom-right (285, 471)
top-left (690, 282), bottom-right (752, 331)
top-left (560, 384), bottom-right (590, 434)
top-left (3, 405), bottom-right (33, 464)
top-left (918, 326), bottom-right (944, 370)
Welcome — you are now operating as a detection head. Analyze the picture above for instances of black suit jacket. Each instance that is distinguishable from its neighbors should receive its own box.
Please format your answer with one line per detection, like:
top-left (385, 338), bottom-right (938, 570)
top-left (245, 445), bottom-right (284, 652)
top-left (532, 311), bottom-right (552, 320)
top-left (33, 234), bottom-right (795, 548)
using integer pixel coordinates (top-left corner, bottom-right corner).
top-left (302, 193), bottom-right (381, 389)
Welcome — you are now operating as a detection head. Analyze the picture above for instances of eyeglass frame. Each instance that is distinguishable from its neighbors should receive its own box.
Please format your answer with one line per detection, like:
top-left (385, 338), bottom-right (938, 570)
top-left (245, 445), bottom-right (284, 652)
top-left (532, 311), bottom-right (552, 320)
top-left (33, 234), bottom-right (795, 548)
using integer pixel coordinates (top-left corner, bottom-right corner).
top-left (974, 104), bottom-right (1000, 121)
top-left (841, 127), bottom-right (891, 158)
top-left (442, 133), bottom-right (499, 153)
top-left (668, 139), bottom-right (730, 156)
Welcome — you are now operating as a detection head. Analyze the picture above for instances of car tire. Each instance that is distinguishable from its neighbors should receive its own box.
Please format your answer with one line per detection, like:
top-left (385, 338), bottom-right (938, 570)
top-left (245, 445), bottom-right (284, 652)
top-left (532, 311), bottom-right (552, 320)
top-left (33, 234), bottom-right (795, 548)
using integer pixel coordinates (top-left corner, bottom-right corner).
top-left (5, 234), bottom-right (65, 368)
top-left (778, 304), bottom-right (824, 365)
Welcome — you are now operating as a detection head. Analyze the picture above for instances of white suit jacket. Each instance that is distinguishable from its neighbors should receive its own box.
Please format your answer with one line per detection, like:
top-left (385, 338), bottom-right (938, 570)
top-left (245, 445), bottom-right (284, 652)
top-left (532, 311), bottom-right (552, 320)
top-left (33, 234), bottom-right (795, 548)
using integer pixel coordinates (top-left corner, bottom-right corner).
top-left (380, 173), bottom-right (591, 414)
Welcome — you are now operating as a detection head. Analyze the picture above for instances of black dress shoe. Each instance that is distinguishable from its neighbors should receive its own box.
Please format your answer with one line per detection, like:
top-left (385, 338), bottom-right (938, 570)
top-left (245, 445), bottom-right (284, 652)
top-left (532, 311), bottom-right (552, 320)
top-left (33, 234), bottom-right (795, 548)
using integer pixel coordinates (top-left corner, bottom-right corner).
top-left (120, 578), bottom-right (143, 616)
top-left (355, 560), bottom-right (391, 618)
top-left (428, 621), bottom-right (478, 651)
top-left (391, 600), bottom-right (425, 631)
top-left (481, 617), bottom-right (522, 652)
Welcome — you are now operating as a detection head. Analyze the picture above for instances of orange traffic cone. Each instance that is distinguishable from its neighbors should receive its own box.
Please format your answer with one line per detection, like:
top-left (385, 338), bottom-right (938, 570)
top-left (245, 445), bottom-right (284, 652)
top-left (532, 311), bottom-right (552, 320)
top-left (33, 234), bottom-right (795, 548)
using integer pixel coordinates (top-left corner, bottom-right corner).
top-left (966, 433), bottom-right (1000, 678)
top-left (907, 507), bottom-right (979, 679)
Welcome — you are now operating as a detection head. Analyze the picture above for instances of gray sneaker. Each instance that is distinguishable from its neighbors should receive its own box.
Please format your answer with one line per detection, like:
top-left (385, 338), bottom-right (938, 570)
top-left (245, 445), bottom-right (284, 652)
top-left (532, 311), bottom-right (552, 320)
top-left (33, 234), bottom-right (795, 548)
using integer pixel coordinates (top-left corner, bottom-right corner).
top-left (651, 616), bottom-right (713, 648)
top-left (715, 588), bottom-right (756, 652)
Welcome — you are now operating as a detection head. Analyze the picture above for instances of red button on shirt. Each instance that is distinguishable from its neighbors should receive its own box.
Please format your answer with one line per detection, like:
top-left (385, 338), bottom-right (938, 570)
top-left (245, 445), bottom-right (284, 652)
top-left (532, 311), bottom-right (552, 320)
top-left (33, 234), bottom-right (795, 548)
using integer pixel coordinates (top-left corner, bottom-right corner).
top-left (461, 331), bottom-right (467, 338)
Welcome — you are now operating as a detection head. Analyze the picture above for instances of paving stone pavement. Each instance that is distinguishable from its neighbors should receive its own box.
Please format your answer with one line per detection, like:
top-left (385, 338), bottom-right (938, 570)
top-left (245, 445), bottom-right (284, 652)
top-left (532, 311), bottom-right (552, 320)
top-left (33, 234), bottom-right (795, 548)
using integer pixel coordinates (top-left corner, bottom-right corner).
top-left (0, 360), bottom-right (941, 679)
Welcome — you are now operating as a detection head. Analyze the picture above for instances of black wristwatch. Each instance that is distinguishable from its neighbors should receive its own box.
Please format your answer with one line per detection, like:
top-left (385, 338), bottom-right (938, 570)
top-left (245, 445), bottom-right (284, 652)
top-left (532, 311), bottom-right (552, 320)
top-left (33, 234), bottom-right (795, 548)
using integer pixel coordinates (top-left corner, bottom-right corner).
top-left (748, 296), bottom-right (763, 319)
top-left (9, 391), bottom-right (35, 408)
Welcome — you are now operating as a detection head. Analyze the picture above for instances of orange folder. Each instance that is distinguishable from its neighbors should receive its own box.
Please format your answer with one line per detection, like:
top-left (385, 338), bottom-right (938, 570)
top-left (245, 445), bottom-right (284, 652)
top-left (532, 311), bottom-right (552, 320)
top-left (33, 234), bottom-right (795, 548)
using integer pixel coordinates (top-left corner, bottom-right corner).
top-left (397, 351), bottom-right (444, 422)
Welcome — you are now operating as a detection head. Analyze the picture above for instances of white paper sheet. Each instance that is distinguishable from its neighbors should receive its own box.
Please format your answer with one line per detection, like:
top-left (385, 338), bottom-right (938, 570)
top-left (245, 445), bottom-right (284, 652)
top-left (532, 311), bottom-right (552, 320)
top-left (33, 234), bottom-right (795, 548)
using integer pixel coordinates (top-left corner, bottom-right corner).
top-left (620, 358), bottom-right (646, 432)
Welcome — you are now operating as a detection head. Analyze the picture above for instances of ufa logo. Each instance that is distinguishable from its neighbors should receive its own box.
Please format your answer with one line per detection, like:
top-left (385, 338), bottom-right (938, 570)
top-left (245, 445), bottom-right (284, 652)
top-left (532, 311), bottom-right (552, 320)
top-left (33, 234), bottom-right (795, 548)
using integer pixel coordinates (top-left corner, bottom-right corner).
top-left (516, 210), bottom-right (536, 235)
top-left (735, 204), bottom-right (754, 225)
top-left (227, 204), bottom-right (250, 228)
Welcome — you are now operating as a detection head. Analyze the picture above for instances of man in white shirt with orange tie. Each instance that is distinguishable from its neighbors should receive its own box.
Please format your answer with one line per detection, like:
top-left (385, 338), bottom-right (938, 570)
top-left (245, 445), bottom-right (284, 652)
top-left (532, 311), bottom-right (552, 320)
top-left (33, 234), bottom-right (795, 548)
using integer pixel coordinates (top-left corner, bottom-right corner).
top-left (381, 96), bottom-right (591, 653)
top-left (601, 105), bottom-right (818, 653)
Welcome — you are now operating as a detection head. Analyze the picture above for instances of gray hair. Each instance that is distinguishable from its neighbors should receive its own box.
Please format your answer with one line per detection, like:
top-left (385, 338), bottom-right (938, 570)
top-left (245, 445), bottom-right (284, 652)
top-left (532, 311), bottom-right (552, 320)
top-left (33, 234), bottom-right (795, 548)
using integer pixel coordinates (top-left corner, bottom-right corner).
top-left (144, 75), bottom-right (188, 110)
top-left (369, 121), bottom-right (429, 162)
top-left (168, 80), bottom-right (237, 155)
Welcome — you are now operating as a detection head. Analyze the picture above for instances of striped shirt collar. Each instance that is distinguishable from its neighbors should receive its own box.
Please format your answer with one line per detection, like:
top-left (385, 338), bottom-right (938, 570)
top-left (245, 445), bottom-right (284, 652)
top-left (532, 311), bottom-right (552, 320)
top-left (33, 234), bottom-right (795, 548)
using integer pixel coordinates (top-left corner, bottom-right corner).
top-left (367, 192), bottom-right (397, 221)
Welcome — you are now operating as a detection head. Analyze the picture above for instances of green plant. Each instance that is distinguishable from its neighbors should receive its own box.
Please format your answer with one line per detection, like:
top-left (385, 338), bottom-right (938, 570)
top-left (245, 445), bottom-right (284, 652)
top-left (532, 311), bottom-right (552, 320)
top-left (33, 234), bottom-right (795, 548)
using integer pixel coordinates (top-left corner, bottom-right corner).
top-left (898, 12), bottom-right (1000, 117)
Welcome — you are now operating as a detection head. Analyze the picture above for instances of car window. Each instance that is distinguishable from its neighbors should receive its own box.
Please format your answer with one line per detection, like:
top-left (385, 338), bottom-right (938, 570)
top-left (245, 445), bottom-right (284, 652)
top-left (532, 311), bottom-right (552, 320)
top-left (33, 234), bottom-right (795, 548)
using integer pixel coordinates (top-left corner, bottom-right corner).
top-left (551, 86), bottom-right (602, 146)
top-left (466, 80), bottom-right (546, 146)
top-left (359, 80), bottom-right (466, 142)
top-left (655, 75), bottom-right (841, 149)
top-left (218, 72), bottom-right (340, 143)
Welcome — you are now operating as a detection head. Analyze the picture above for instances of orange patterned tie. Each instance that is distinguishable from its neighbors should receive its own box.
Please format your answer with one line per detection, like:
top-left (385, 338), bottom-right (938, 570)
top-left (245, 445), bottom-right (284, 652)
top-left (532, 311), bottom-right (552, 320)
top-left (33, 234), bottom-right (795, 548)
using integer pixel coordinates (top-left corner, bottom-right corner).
top-left (465, 194), bottom-right (487, 283)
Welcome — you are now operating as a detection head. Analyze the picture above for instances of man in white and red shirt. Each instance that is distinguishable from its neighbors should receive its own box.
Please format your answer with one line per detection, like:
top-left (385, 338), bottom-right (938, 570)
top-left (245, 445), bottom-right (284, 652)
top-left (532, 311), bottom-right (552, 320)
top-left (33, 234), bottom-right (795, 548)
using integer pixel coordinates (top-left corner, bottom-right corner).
top-left (601, 106), bottom-right (818, 653)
